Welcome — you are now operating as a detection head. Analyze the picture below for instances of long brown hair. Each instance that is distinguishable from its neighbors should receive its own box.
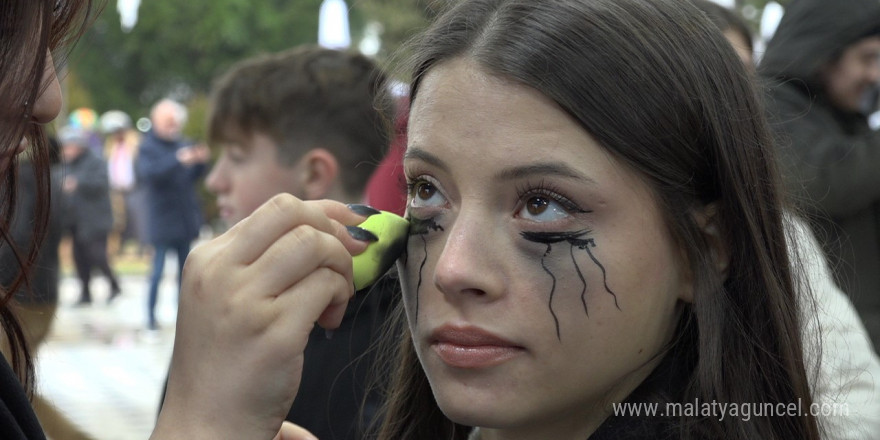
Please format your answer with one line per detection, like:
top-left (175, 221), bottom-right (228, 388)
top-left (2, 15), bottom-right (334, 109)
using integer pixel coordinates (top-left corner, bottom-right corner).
top-left (0, 0), bottom-right (98, 395)
top-left (378, 1), bottom-right (820, 439)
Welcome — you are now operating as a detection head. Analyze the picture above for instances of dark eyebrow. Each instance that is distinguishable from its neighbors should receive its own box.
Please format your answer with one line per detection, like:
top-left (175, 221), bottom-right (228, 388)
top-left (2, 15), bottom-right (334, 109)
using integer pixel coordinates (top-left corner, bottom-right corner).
top-left (404, 147), bottom-right (449, 173)
top-left (495, 162), bottom-right (596, 185)
top-left (405, 147), bottom-right (596, 185)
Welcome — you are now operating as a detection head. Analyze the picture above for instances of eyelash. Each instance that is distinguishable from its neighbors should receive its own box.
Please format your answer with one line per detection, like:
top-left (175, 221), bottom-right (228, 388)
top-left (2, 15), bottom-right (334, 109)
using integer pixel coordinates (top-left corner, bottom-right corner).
top-left (404, 174), bottom-right (590, 223)
top-left (515, 180), bottom-right (587, 215)
top-left (404, 179), bottom-right (418, 197)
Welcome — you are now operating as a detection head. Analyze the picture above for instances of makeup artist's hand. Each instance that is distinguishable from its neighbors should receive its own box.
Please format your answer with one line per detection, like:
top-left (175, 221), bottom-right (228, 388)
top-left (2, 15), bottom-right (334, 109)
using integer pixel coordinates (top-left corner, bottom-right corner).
top-left (151, 195), bottom-right (370, 440)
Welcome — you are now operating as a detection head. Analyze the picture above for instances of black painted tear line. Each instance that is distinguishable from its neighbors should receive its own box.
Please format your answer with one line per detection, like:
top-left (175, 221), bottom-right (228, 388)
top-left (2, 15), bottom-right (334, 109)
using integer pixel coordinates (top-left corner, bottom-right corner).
top-left (414, 234), bottom-right (428, 324)
top-left (540, 244), bottom-right (561, 341)
top-left (581, 238), bottom-right (620, 310)
top-left (571, 243), bottom-right (588, 317)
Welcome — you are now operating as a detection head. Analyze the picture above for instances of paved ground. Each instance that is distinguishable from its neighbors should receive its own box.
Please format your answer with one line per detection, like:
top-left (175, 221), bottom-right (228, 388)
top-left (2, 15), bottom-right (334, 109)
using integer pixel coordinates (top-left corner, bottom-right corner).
top-left (37, 260), bottom-right (180, 439)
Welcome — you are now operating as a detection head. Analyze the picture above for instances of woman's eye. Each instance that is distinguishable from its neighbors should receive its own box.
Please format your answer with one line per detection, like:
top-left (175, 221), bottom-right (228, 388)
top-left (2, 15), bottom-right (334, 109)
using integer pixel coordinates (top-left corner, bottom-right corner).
top-left (409, 180), bottom-right (446, 208)
top-left (519, 195), bottom-right (569, 222)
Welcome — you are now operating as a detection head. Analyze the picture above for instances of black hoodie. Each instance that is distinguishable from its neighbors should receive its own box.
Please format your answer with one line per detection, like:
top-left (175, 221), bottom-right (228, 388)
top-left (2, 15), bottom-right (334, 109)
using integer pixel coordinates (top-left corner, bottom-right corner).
top-left (761, 0), bottom-right (880, 88)
top-left (759, 0), bottom-right (880, 352)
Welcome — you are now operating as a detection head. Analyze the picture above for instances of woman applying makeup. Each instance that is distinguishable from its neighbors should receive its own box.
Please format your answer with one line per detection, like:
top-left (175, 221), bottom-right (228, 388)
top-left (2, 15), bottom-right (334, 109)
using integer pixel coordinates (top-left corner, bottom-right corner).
top-left (1, 1), bottom-right (92, 436)
top-left (2, 2), bottom-right (362, 439)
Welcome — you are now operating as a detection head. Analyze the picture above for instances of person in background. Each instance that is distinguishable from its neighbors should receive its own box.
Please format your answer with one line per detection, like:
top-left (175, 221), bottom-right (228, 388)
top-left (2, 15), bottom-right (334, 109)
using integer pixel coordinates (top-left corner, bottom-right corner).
top-left (135, 99), bottom-right (209, 332)
top-left (691, 0), bottom-right (753, 69)
top-left (0, 138), bottom-right (96, 440)
top-left (362, 83), bottom-right (409, 216)
top-left (759, 0), bottom-right (880, 353)
top-left (59, 125), bottom-right (121, 306)
top-left (203, 45), bottom-right (394, 440)
top-left (693, 2), bottom-right (880, 437)
top-left (100, 110), bottom-right (146, 257)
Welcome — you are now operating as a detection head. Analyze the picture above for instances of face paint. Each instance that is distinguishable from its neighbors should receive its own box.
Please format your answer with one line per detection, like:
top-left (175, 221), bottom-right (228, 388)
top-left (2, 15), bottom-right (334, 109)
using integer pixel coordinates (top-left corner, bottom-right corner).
top-left (521, 230), bottom-right (620, 340)
top-left (405, 216), bottom-right (445, 323)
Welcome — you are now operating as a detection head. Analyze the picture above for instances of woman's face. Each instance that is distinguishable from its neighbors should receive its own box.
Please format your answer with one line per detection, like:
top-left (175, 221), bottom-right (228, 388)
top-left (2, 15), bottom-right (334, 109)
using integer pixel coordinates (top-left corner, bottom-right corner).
top-left (399, 58), bottom-right (692, 437)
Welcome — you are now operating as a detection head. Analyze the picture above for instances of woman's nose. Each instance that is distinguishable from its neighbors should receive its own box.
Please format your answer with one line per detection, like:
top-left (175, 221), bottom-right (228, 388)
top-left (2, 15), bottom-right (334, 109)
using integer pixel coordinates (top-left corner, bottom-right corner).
top-left (31, 51), bottom-right (62, 124)
top-left (432, 209), bottom-right (506, 300)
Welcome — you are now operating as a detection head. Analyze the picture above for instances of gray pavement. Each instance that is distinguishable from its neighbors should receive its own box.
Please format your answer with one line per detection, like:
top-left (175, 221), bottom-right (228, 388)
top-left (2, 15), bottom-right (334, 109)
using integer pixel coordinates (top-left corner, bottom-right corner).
top-left (37, 266), bottom-right (180, 439)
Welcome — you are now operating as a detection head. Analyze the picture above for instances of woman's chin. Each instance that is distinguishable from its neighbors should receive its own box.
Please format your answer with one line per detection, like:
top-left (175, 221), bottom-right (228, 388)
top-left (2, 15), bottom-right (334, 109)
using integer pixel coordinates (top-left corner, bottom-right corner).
top-left (433, 388), bottom-right (515, 429)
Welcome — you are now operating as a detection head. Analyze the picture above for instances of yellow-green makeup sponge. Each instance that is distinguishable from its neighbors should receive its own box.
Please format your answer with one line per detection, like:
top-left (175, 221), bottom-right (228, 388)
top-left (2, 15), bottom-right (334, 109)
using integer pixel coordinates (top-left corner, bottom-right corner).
top-left (352, 211), bottom-right (410, 291)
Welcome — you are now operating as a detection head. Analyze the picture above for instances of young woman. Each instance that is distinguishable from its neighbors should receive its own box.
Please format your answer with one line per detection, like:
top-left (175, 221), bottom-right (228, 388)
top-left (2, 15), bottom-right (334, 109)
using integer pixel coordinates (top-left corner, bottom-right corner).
top-left (373, 0), bottom-right (822, 438)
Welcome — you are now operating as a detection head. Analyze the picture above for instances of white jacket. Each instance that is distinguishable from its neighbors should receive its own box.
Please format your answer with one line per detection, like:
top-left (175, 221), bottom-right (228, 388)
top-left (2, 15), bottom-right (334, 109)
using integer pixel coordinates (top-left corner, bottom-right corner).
top-left (791, 215), bottom-right (880, 440)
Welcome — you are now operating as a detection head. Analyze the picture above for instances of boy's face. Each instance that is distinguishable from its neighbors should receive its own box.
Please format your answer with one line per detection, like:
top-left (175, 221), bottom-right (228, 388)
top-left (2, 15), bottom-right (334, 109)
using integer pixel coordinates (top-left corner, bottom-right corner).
top-left (206, 132), bottom-right (304, 226)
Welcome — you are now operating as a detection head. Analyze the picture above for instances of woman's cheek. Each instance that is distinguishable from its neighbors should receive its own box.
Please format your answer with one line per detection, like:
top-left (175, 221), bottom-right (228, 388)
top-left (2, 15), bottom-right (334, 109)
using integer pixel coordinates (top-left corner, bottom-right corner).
top-left (398, 216), bottom-right (446, 326)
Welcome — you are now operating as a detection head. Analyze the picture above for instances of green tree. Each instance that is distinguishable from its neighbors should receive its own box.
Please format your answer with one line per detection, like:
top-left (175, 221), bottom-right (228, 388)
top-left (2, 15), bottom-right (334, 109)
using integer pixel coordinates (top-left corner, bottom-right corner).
top-left (71, 0), bottom-right (328, 118)
top-left (69, 0), bottom-right (791, 122)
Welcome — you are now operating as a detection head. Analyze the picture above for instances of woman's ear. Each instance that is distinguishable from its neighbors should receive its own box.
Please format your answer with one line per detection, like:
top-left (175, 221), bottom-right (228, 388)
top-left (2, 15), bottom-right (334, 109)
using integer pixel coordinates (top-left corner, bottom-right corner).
top-left (693, 202), bottom-right (730, 282)
top-left (299, 148), bottom-right (339, 200)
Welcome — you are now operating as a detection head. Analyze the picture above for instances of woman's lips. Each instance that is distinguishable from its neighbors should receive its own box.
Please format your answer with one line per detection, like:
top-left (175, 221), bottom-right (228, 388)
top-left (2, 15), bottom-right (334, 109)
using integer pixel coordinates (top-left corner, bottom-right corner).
top-left (430, 325), bottom-right (524, 369)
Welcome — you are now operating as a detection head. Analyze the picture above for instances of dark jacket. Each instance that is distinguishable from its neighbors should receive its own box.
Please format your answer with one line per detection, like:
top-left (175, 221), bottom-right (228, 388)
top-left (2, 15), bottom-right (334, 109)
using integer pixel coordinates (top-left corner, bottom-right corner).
top-left (0, 162), bottom-right (64, 305)
top-left (135, 130), bottom-right (205, 245)
top-left (285, 276), bottom-right (398, 440)
top-left (759, 0), bottom-right (880, 351)
top-left (0, 357), bottom-right (45, 439)
top-left (62, 149), bottom-right (113, 241)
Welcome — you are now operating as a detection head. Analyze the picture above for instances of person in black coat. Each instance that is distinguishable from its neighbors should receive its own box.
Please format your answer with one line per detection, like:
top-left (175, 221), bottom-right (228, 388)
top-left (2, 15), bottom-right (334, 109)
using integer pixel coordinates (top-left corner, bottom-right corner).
top-left (135, 99), bottom-right (209, 331)
top-left (59, 126), bottom-right (120, 305)
top-left (0, 139), bottom-right (98, 440)
top-left (759, 0), bottom-right (880, 352)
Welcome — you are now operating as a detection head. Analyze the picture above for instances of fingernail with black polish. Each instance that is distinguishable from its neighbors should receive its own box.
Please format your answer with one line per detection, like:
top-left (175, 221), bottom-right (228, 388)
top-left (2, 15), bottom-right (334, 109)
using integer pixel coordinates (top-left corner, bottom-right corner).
top-left (347, 204), bottom-right (381, 217)
top-left (347, 225), bottom-right (378, 242)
